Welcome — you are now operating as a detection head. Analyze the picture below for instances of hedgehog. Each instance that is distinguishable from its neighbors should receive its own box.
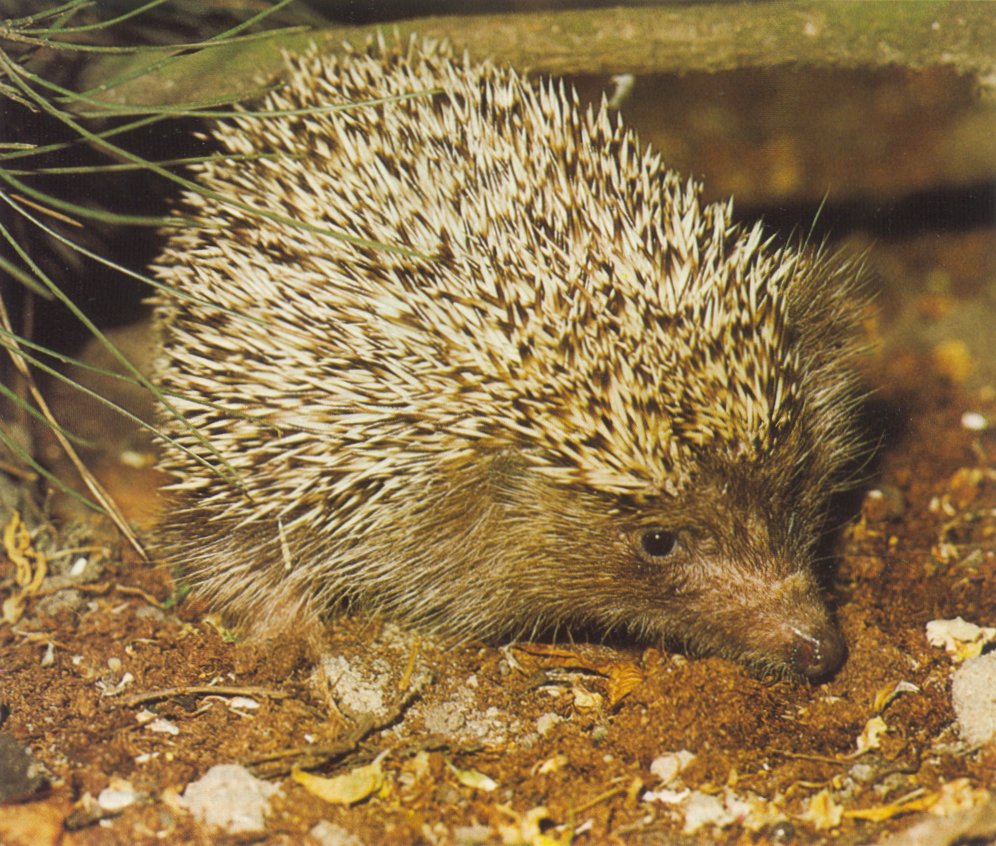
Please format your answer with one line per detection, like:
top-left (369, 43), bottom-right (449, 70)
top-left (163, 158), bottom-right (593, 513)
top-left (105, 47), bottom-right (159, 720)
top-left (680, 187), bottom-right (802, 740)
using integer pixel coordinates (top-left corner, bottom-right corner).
top-left (151, 37), bottom-right (867, 680)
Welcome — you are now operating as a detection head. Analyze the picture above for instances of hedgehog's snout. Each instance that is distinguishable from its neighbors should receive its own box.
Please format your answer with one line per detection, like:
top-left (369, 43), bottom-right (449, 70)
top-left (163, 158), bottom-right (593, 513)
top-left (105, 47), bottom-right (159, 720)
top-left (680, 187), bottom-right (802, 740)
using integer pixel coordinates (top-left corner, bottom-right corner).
top-left (787, 621), bottom-right (847, 680)
top-left (727, 566), bottom-right (848, 680)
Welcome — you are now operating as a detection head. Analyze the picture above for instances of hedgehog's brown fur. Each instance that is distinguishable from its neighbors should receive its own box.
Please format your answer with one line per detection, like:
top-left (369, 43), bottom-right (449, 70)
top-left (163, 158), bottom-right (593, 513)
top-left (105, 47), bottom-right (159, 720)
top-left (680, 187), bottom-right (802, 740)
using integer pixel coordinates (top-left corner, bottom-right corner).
top-left (152, 38), bottom-right (867, 679)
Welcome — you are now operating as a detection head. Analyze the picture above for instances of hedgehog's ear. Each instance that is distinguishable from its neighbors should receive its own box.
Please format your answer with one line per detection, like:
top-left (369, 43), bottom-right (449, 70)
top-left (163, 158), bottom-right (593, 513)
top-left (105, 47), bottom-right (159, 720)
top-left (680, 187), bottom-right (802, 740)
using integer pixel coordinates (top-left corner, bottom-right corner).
top-left (481, 447), bottom-right (533, 503)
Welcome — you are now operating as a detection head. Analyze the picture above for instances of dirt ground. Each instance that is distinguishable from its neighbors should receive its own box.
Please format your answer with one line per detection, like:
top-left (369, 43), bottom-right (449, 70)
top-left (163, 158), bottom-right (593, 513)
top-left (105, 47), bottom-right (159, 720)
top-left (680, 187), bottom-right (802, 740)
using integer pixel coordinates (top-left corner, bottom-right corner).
top-left (1, 36), bottom-right (995, 846)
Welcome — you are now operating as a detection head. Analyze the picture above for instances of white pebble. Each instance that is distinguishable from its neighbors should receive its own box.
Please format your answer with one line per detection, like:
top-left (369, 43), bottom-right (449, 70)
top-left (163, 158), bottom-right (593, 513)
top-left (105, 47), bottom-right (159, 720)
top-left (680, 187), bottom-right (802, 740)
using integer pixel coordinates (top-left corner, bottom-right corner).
top-left (649, 749), bottom-right (695, 785)
top-left (146, 718), bottom-right (179, 736)
top-left (181, 764), bottom-right (279, 834)
top-left (682, 791), bottom-right (730, 835)
top-left (98, 782), bottom-right (138, 813)
top-left (309, 820), bottom-right (365, 846)
top-left (951, 651), bottom-right (996, 746)
top-left (643, 787), bottom-right (690, 805)
top-left (960, 411), bottom-right (989, 431)
top-left (536, 712), bottom-right (563, 735)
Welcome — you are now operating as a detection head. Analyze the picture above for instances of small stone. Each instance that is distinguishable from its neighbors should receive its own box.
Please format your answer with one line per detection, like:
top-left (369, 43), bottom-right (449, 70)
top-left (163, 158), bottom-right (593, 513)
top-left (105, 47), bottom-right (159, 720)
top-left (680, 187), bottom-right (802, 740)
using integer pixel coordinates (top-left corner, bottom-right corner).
top-left (308, 819), bottom-right (365, 846)
top-left (682, 791), bottom-right (729, 834)
top-left (98, 781), bottom-right (139, 812)
top-left (535, 712), bottom-right (563, 735)
top-left (649, 750), bottom-right (695, 785)
top-left (453, 823), bottom-right (494, 844)
top-left (181, 764), bottom-right (279, 834)
top-left (960, 411), bottom-right (988, 432)
top-left (0, 734), bottom-right (48, 802)
top-left (951, 651), bottom-right (996, 746)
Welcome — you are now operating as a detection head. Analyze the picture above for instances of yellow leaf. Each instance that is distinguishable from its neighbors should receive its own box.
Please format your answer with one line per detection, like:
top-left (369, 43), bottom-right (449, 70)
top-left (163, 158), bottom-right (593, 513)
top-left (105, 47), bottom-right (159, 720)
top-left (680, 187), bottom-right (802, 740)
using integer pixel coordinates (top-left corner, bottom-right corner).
top-left (800, 788), bottom-right (843, 830)
top-left (3, 512), bottom-right (47, 592)
top-left (3, 593), bottom-right (24, 626)
top-left (292, 754), bottom-right (385, 805)
top-left (447, 762), bottom-right (497, 792)
top-left (855, 716), bottom-right (888, 754)
top-left (498, 805), bottom-right (572, 846)
top-left (925, 617), bottom-right (996, 662)
top-left (606, 662), bottom-right (643, 707)
top-left (535, 754), bottom-right (568, 775)
top-left (845, 798), bottom-right (920, 822)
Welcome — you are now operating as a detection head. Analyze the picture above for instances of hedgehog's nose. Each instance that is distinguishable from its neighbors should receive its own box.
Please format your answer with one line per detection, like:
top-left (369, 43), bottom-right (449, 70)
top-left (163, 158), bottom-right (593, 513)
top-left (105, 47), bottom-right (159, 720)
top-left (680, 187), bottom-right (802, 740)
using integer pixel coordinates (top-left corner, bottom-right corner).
top-left (790, 622), bottom-right (847, 680)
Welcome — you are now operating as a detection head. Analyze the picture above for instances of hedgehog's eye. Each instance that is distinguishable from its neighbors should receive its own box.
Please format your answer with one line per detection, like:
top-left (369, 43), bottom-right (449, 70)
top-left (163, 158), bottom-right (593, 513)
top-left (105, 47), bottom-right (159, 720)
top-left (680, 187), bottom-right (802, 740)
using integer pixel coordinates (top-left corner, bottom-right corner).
top-left (640, 528), bottom-right (677, 558)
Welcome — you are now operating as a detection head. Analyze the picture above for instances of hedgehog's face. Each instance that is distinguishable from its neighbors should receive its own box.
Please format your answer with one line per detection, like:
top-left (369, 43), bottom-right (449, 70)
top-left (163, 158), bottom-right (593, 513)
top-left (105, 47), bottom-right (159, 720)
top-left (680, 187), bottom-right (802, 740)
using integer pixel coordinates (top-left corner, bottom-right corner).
top-left (614, 507), bottom-right (846, 680)
top-left (496, 453), bottom-right (846, 681)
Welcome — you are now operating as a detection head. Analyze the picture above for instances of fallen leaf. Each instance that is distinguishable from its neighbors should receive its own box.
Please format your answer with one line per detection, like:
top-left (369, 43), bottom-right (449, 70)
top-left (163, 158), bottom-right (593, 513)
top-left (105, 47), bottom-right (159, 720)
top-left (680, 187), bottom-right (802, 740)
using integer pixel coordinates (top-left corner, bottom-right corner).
top-left (510, 645), bottom-right (643, 707)
top-left (606, 662), bottom-right (644, 707)
top-left (448, 762), bottom-right (497, 792)
top-left (855, 715), bottom-right (888, 754)
top-left (842, 780), bottom-right (986, 823)
top-left (844, 788), bottom-right (928, 823)
top-left (292, 753), bottom-right (386, 805)
top-left (4, 512), bottom-right (47, 590)
top-left (534, 754), bottom-right (567, 775)
top-left (800, 788), bottom-right (844, 831)
top-left (2, 512), bottom-right (47, 625)
top-left (571, 685), bottom-right (602, 711)
top-left (497, 805), bottom-right (571, 846)
top-left (873, 681), bottom-right (920, 713)
top-left (926, 617), bottom-right (996, 662)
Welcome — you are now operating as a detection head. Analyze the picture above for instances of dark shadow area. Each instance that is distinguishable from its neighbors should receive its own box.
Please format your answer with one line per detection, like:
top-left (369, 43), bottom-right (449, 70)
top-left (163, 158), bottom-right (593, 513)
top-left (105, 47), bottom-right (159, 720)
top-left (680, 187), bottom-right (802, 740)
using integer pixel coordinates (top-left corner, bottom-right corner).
top-left (815, 378), bottom-right (942, 623)
top-left (2, 104), bottom-right (208, 358)
top-left (738, 180), bottom-right (996, 243)
top-left (296, 0), bottom-right (633, 25)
